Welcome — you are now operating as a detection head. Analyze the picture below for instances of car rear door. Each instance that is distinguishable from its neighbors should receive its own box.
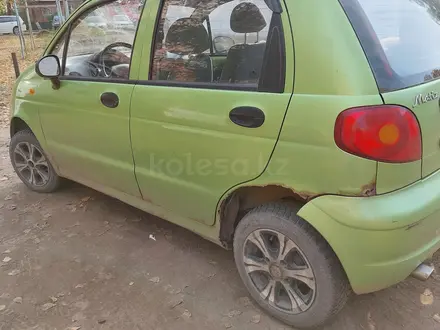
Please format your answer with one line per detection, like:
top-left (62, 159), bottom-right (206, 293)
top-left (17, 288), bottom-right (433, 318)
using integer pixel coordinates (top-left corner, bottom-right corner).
top-left (130, 0), bottom-right (294, 225)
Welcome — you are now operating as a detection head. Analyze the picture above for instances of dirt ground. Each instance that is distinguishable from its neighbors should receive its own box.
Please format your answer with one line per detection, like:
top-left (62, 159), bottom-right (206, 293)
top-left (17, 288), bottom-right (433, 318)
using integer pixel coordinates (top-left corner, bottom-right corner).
top-left (2, 35), bottom-right (440, 330)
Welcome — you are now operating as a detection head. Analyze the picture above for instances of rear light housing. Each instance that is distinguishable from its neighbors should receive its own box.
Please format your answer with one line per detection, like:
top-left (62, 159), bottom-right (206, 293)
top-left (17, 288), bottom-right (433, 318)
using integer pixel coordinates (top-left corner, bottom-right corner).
top-left (334, 105), bottom-right (421, 163)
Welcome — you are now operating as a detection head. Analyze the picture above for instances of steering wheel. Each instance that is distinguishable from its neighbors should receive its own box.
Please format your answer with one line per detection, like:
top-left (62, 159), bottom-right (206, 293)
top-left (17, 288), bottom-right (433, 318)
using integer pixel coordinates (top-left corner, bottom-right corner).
top-left (99, 42), bottom-right (132, 77)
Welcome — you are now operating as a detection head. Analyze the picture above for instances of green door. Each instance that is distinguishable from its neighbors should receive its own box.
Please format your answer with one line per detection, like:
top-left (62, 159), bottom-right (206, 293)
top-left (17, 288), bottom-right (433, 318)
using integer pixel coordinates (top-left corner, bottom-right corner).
top-left (37, 0), bottom-right (144, 197)
top-left (130, 0), bottom-right (294, 225)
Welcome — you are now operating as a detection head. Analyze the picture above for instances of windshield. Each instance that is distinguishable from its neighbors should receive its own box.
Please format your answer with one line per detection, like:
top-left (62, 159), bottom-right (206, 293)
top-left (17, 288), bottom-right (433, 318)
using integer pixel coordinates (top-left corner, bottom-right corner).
top-left (340, 0), bottom-right (440, 92)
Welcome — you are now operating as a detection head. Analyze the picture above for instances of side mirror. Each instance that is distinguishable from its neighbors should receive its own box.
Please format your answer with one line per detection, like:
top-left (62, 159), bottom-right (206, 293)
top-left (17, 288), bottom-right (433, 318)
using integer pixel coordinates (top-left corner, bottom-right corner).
top-left (36, 55), bottom-right (60, 77)
top-left (35, 55), bottom-right (61, 89)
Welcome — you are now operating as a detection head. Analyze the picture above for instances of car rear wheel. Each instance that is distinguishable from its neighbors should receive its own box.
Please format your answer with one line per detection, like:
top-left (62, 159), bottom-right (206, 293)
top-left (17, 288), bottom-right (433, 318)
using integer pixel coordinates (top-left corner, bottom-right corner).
top-left (233, 202), bottom-right (351, 329)
top-left (9, 130), bottom-right (61, 193)
top-left (13, 26), bottom-right (19, 35)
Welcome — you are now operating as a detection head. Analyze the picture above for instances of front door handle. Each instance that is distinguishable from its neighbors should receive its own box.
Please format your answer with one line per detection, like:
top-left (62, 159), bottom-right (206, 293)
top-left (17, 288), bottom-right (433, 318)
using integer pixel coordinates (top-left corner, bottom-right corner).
top-left (100, 92), bottom-right (119, 108)
top-left (229, 106), bottom-right (265, 128)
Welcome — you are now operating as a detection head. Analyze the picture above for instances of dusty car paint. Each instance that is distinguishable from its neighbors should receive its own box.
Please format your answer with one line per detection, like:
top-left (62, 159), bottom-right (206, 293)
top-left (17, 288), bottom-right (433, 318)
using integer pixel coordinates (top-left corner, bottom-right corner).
top-left (128, 0), bottom-right (294, 226)
top-left (10, 0), bottom-right (440, 297)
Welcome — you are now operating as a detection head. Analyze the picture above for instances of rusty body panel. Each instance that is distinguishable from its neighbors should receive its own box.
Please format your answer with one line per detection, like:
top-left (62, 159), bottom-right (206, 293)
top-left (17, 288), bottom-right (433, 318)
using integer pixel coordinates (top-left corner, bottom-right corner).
top-left (218, 178), bottom-right (378, 246)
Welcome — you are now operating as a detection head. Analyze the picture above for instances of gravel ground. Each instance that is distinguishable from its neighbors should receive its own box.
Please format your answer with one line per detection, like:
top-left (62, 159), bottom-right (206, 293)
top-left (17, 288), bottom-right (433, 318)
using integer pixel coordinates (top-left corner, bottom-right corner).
top-left (2, 35), bottom-right (440, 330)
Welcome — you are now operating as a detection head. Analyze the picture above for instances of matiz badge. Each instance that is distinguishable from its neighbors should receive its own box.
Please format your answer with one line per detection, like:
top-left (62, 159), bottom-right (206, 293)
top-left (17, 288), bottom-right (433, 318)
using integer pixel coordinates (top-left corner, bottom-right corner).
top-left (413, 91), bottom-right (439, 108)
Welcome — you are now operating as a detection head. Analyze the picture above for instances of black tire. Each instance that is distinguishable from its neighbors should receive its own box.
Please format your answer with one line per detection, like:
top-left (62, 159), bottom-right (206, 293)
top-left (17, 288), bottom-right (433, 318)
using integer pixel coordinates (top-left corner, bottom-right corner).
top-left (13, 26), bottom-right (19, 35)
top-left (233, 202), bottom-right (351, 329)
top-left (9, 130), bottom-right (61, 193)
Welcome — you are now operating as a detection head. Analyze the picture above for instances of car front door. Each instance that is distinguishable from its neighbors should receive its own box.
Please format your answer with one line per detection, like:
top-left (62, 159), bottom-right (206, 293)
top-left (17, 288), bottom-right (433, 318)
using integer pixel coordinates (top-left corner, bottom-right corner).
top-left (37, 0), bottom-right (145, 197)
top-left (130, 0), bottom-right (293, 225)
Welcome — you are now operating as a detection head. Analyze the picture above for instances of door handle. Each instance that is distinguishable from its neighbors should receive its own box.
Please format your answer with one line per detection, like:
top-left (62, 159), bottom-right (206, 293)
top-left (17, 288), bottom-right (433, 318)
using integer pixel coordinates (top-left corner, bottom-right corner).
top-left (229, 106), bottom-right (265, 128)
top-left (100, 92), bottom-right (119, 108)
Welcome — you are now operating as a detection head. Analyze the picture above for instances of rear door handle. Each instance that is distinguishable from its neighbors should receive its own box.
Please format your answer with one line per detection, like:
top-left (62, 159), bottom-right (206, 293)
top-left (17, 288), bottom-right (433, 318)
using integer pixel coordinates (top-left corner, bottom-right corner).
top-left (229, 106), bottom-right (265, 128)
top-left (100, 92), bottom-right (119, 108)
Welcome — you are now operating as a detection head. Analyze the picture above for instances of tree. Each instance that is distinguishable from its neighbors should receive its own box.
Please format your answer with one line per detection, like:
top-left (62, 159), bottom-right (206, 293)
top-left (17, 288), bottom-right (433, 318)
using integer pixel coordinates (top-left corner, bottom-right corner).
top-left (6, 0), bottom-right (13, 15)
top-left (0, 0), bottom-right (6, 15)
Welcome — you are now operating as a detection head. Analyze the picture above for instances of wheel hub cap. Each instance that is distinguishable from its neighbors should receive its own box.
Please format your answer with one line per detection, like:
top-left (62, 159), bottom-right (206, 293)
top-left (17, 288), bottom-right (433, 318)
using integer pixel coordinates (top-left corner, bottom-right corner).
top-left (269, 264), bottom-right (283, 279)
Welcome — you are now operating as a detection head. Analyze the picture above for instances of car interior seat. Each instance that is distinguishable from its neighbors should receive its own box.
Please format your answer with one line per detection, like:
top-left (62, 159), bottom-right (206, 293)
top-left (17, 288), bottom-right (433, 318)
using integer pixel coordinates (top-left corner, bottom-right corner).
top-left (219, 2), bottom-right (267, 84)
top-left (158, 17), bottom-right (212, 82)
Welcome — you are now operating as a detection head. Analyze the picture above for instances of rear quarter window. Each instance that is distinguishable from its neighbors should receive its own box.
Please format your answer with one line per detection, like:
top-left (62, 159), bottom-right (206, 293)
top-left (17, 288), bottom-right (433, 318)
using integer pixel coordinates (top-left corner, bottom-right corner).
top-left (340, 0), bottom-right (440, 92)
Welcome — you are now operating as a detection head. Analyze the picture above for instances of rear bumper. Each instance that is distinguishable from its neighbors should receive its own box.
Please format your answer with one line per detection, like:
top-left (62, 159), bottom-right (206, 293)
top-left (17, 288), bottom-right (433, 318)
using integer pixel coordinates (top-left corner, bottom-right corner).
top-left (298, 169), bottom-right (440, 294)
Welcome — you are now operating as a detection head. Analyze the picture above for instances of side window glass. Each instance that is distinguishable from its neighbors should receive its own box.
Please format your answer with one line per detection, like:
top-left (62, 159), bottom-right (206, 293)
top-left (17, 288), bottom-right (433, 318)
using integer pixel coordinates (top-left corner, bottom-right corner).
top-left (62, 0), bottom-right (143, 79)
top-left (151, 0), bottom-right (274, 86)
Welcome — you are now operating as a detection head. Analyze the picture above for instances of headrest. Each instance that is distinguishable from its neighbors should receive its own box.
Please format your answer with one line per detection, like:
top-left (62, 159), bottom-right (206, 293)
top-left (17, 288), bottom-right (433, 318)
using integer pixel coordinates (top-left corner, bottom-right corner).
top-left (230, 2), bottom-right (266, 33)
top-left (165, 18), bottom-right (210, 55)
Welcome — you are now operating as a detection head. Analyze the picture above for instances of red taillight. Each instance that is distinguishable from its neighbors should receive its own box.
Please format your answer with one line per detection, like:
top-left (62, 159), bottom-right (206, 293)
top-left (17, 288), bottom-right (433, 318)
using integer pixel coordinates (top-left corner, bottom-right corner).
top-left (334, 105), bottom-right (421, 163)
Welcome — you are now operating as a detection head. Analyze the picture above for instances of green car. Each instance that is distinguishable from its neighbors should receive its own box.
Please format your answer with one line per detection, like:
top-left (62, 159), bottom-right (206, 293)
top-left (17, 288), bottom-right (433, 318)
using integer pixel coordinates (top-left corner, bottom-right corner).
top-left (9, 0), bottom-right (440, 327)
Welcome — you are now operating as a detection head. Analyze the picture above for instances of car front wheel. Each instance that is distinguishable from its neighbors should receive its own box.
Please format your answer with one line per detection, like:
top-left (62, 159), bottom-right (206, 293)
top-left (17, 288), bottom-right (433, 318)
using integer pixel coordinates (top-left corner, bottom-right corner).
top-left (233, 202), bottom-right (350, 329)
top-left (9, 130), bottom-right (61, 193)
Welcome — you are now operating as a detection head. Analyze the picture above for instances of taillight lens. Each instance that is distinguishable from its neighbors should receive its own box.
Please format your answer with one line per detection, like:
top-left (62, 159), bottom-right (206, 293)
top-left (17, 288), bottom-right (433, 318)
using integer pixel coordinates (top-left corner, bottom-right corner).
top-left (334, 105), bottom-right (421, 163)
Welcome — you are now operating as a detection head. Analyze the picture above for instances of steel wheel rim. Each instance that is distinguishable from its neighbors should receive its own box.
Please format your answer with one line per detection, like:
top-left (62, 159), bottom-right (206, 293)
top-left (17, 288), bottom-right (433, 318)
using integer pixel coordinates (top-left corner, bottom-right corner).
top-left (242, 229), bottom-right (316, 314)
top-left (13, 142), bottom-right (50, 187)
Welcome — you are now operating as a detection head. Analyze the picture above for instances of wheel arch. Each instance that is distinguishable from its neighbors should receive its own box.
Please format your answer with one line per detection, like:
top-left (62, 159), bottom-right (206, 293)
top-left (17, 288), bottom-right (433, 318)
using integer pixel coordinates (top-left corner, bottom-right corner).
top-left (9, 115), bottom-right (51, 163)
top-left (217, 184), bottom-right (352, 290)
top-left (218, 184), bottom-right (312, 248)
top-left (10, 116), bottom-right (33, 137)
